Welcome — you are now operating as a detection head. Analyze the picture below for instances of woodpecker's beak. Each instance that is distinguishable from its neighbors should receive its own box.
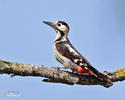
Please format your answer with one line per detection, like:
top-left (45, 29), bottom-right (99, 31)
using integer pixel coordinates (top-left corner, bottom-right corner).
top-left (43, 21), bottom-right (55, 29)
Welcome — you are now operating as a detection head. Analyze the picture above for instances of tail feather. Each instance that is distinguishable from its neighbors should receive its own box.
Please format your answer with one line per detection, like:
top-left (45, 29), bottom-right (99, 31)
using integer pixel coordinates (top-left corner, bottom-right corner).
top-left (89, 66), bottom-right (112, 83)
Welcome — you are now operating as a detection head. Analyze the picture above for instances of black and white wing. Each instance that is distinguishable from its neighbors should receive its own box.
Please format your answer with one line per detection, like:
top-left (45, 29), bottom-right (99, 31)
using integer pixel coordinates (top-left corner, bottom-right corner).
top-left (55, 40), bottom-right (92, 69)
top-left (55, 39), bottom-right (110, 82)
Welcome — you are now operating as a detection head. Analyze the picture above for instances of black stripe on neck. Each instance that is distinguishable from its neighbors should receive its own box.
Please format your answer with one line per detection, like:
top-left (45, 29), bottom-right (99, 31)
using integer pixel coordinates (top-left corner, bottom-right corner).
top-left (55, 30), bottom-right (64, 42)
top-left (54, 27), bottom-right (65, 42)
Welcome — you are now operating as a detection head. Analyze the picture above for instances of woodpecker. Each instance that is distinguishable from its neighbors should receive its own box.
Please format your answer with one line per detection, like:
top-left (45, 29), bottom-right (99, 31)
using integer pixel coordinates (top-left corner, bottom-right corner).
top-left (43, 21), bottom-right (112, 82)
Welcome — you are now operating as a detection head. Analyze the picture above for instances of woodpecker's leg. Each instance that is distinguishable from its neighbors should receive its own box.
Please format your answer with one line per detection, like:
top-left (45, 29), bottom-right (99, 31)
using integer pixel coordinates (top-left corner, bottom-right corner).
top-left (51, 67), bottom-right (61, 76)
top-left (55, 66), bottom-right (69, 75)
top-left (57, 67), bottom-right (60, 76)
top-left (55, 66), bottom-right (70, 76)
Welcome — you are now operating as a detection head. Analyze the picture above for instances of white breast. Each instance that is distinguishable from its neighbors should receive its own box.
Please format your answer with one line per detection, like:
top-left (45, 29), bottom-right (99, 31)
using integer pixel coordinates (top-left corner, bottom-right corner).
top-left (53, 43), bottom-right (73, 67)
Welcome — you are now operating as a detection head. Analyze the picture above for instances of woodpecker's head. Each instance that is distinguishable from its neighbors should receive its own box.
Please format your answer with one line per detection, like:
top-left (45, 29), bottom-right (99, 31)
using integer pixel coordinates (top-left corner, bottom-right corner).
top-left (43, 21), bottom-right (70, 41)
top-left (43, 21), bottom-right (69, 33)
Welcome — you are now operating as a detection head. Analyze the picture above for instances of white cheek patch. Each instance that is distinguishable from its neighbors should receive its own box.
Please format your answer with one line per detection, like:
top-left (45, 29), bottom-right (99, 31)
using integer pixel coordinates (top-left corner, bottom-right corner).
top-left (58, 25), bottom-right (66, 32)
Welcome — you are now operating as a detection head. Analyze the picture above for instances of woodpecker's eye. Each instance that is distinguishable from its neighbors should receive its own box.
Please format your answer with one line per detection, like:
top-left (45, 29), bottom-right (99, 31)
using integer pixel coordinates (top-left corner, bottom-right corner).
top-left (57, 23), bottom-right (61, 27)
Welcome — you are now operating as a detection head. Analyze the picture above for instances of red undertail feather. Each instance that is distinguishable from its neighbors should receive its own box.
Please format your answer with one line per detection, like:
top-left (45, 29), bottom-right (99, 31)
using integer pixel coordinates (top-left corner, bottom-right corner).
top-left (77, 67), bottom-right (95, 76)
top-left (76, 67), bottom-right (112, 83)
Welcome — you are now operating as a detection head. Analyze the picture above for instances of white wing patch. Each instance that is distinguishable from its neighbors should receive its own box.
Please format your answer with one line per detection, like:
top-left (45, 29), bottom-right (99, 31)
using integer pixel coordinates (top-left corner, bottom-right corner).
top-left (84, 66), bottom-right (88, 70)
top-left (57, 24), bottom-right (67, 32)
top-left (74, 59), bottom-right (79, 63)
top-left (80, 58), bottom-right (83, 62)
top-left (65, 44), bottom-right (79, 55)
top-left (79, 63), bottom-right (84, 66)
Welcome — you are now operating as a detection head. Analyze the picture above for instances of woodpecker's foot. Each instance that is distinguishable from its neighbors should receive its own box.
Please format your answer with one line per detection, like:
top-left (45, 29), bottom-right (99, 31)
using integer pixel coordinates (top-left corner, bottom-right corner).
top-left (62, 66), bottom-right (71, 69)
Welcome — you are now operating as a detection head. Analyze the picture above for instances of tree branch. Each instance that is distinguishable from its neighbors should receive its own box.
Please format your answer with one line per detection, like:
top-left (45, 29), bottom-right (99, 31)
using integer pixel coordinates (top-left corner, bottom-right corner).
top-left (0, 59), bottom-right (124, 88)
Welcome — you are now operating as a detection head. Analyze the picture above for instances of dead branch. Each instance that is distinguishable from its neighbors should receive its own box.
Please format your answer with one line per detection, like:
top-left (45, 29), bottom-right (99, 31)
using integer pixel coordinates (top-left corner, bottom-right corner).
top-left (0, 59), bottom-right (125, 88)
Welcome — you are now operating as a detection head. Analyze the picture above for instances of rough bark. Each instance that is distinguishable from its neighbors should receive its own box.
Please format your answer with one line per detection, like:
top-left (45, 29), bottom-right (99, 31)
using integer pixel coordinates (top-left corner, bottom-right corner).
top-left (0, 59), bottom-right (125, 88)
